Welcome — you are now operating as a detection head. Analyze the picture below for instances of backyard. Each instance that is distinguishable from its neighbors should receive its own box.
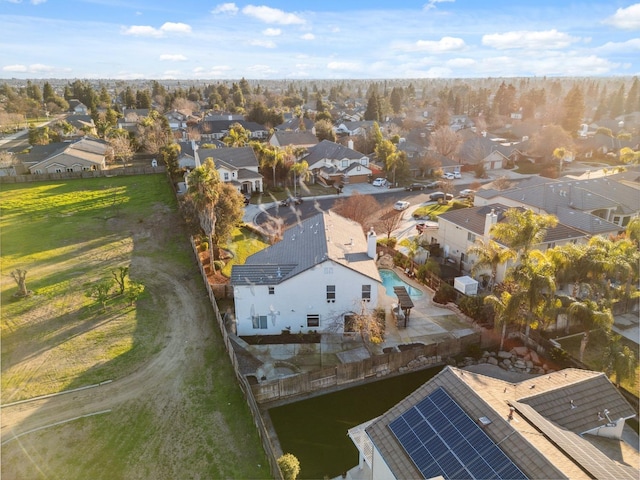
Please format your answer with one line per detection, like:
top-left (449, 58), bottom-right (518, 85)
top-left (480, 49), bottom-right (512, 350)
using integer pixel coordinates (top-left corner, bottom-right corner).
top-left (1, 175), bottom-right (268, 479)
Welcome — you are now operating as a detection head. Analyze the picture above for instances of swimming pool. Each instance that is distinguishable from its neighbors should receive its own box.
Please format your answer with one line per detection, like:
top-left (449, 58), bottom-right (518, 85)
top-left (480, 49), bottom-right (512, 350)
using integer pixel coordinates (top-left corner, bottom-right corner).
top-left (379, 269), bottom-right (424, 298)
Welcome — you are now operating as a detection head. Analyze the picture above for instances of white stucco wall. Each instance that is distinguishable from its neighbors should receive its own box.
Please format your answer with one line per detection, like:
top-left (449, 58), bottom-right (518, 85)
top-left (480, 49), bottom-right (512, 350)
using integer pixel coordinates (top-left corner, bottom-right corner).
top-left (371, 447), bottom-right (397, 480)
top-left (234, 260), bottom-right (379, 336)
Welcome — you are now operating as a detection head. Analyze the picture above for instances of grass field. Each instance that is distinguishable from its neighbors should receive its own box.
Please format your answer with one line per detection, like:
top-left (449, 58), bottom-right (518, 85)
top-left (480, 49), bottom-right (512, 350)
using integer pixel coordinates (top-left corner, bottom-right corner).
top-left (1, 175), bottom-right (269, 479)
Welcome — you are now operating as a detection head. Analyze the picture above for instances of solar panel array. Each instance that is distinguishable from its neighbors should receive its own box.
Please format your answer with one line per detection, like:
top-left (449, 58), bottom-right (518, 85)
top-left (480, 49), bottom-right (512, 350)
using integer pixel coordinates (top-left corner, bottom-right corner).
top-left (389, 387), bottom-right (528, 480)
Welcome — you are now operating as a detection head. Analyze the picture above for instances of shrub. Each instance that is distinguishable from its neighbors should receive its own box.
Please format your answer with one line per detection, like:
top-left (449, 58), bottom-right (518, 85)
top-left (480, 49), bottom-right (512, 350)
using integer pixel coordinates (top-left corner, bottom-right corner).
top-left (200, 241), bottom-right (209, 252)
top-left (377, 237), bottom-right (397, 248)
top-left (277, 453), bottom-right (300, 480)
top-left (213, 260), bottom-right (225, 271)
top-left (433, 283), bottom-right (456, 304)
top-left (393, 251), bottom-right (408, 267)
top-left (458, 295), bottom-right (491, 324)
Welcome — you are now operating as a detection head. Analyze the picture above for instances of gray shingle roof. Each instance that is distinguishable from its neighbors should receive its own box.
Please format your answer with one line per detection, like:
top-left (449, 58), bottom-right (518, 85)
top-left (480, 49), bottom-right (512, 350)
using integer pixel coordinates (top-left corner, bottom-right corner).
top-left (231, 211), bottom-right (380, 286)
top-left (271, 130), bottom-right (318, 147)
top-left (304, 140), bottom-right (366, 164)
top-left (364, 366), bottom-right (638, 480)
top-left (197, 146), bottom-right (259, 169)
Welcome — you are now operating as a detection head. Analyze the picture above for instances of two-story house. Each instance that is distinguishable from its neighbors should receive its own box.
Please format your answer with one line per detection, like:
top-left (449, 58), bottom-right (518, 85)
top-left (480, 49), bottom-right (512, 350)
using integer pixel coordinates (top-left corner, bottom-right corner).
top-left (303, 139), bottom-right (372, 185)
top-left (231, 211), bottom-right (382, 336)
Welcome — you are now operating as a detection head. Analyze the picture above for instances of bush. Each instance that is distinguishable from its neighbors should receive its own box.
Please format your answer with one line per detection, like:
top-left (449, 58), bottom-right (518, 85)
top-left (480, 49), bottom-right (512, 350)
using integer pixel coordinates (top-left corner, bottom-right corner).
top-left (433, 283), bottom-right (456, 304)
top-left (377, 237), bottom-right (397, 248)
top-left (200, 241), bottom-right (209, 252)
top-left (458, 295), bottom-right (490, 324)
top-left (213, 260), bottom-right (225, 271)
top-left (393, 251), bottom-right (408, 267)
top-left (277, 453), bottom-right (300, 480)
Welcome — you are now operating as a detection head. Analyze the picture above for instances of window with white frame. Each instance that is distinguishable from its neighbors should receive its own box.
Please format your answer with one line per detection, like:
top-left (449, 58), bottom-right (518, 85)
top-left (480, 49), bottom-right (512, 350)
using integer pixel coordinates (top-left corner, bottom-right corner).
top-left (251, 315), bottom-right (268, 329)
top-left (326, 285), bottom-right (336, 302)
top-left (362, 285), bottom-right (371, 301)
top-left (467, 232), bottom-right (476, 242)
top-left (268, 286), bottom-right (274, 295)
top-left (307, 314), bottom-right (319, 327)
top-left (224, 172), bottom-right (229, 181)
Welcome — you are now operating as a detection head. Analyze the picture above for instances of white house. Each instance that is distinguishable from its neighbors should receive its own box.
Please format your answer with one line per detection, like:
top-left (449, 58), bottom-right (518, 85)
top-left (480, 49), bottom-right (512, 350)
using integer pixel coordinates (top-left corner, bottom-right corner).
top-left (231, 211), bottom-right (382, 336)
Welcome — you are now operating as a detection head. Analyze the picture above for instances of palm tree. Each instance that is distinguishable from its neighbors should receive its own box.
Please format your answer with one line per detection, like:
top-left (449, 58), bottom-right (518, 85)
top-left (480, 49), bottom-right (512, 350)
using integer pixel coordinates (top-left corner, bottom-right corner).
top-left (467, 238), bottom-right (516, 291)
top-left (567, 299), bottom-right (613, 362)
top-left (289, 159), bottom-right (311, 197)
top-left (484, 290), bottom-right (519, 351)
top-left (508, 250), bottom-right (557, 341)
top-left (547, 242), bottom-right (604, 298)
top-left (223, 122), bottom-right (249, 147)
top-left (187, 158), bottom-right (221, 273)
top-left (491, 208), bottom-right (558, 260)
top-left (602, 332), bottom-right (637, 387)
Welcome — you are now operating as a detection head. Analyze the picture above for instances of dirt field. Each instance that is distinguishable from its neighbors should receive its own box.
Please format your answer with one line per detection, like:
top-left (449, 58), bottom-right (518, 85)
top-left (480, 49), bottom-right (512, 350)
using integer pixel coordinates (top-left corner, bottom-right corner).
top-left (1, 178), bottom-right (269, 479)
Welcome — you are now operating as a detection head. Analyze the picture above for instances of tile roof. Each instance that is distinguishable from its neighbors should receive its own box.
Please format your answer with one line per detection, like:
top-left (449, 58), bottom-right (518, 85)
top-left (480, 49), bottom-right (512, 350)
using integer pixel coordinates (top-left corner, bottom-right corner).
top-left (364, 366), bottom-right (638, 480)
top-left (231, 211), bottom-right (380, 286)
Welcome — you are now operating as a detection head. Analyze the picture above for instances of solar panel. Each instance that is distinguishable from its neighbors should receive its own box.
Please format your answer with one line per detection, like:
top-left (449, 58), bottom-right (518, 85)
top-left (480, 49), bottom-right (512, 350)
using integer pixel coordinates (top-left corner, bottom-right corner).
top-left (389, 386), bottom-right (528, 480)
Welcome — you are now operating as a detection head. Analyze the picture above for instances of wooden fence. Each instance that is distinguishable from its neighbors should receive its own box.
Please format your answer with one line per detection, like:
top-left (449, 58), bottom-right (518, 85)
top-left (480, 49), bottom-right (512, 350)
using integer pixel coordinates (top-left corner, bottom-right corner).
top-left (0, 165), bottom-right (166, 184)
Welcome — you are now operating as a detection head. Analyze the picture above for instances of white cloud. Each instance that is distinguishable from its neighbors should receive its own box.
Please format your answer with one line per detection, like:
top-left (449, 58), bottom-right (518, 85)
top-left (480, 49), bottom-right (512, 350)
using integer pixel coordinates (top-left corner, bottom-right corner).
top-left (409, 36), bottom-right (466, 53)
top-left (249, 39), bottom-right (276, 48)
top-left (301, 33), bottom-right (315, 40)
top-left (327, 61), bottom-right (361, 71)
top-left (160, 54), bottom-right (188, 61)
top-left (31, 0), bottom-right (47, 4)
top-left (242, 5), bottom-right (305, 25)
top-left (482, 30), bottom-right (578, 50)
top-left (160, 22), bottom-right (191, 34)
top-left (3, 63), bottom-right (53, 73)
top-left (263, 28), bottom-right (281, 36)
top-left (121, 22), bottom-right (191, 37)
top-left (446, 58), bottom-right (476, 68)
top-left (211, 3), bottom-right (239, 15)
top-left (597, 38), bottom-right (640, 53)
top-left (423, 0), bottom-right (454, 11)
top-left (603, 3), bottom-right (640, 30)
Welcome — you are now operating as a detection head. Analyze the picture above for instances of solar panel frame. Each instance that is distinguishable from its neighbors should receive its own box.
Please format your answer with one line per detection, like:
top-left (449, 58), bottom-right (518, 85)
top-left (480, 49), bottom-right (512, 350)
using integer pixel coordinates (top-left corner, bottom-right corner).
top-left (388, 386), bottom-right (528, 480)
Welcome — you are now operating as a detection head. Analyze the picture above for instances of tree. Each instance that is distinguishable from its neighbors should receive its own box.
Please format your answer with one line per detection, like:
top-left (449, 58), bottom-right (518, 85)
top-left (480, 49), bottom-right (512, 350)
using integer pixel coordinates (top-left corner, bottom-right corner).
top-left (467, 238), bottom-right (516, 291)
top-left (552, 146), bottom-right (572, 171)
top-left (313, 119), bottom-right (335, 142)
top-left (186, 158), bottom-right (221, 273)
top-left (567, 299), bottom-right (613, 362)
top-left (137, 110), bottom-right (172, 155)
top-left (125, 281), bottom-right (145, 306)
top-left (490, 208), bottom-right (558, 260)
top-left (10, 269), bottom-right (30, 297)
top-left (376, 207), bottom-right (403, 240)
top-left (223, 122), bottom-right (249, 147)
top-left (527, 124), bottom-right (573, 162)
top-left (86, 278), bottom-right (114, 311)
top-left (112, 266), bottom-right (129, 295)
top-left (108, 133), bottom-right (135, 166)
top-left (289, 159), bottom-right (311, 197)
top-left (213, 182), bottom-right (245, 247)
top-left (561, 85), bottom-right (585, 136)
top-left (159, 143), bottom-right (181, 178)
top-left (602, 332), bottom-right (637, 387)
top-left (430, 126), bottom-right (461, 160)
top-left (332, 192), bottom-right (380, 228)
top-left (277, 453), bottom-right (300, 480)
top-left (484, 290), bottom-right (519, 351)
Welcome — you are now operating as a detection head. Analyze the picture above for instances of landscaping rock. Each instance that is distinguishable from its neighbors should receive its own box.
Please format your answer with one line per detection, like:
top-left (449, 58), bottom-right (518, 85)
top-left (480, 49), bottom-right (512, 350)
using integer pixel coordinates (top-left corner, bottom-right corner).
top-left (511, 346), bottom-right (529, 356)
top-left (530, 350), bottom-right (541, 365)
top-left (487, 356), bottom-right (498, 366)
top-left (498, 351), bottom-right (512, 359)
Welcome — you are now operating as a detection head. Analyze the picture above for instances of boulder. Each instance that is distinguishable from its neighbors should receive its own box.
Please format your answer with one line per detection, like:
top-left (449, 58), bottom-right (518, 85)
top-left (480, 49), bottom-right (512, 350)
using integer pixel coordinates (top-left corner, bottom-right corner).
top-left (498, 351), bottom-right (512, 359)
top-left (530, 350), bottom-right (541, 365)
top-left (511, 346), bottom-right (529, 356)
top-left (487, 356), bottom-right (499, 366)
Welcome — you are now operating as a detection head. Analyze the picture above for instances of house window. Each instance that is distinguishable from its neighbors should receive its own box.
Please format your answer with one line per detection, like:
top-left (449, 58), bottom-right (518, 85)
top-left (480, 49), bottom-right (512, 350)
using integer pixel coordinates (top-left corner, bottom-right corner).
top-left (326, 285), bottom-right (336, 302)
top-left (268, 286), bottom-right (274, 295)
top-left (55, 168), bottom-right (63, 173)
top-left (66, 167), bottom-right (74, 172)
top-left (360, 159), bottom-right (367, 165)
top-left (362, 285), bottom-right (371, 301)
top-left (252, 315), bottom-right (268, 329)
top-left (342, 160), bottom-right (348, 168)
top-left (224, 172), bottom-right (229, 181)
top-left (34, 169), bottom-right (42, 174)
top-left (356, 165), bottom-right (361, 171)
top-left (460, 253), bottom-right (466, 264)
top-left (467, 232), bottom-right (476, 242)
top-left (307, 314), bottom-right (320, 328)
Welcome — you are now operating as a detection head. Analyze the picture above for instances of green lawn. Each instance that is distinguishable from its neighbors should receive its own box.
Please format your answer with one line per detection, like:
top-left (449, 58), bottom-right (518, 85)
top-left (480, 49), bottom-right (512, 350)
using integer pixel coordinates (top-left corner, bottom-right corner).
top-left (1, 175), bottom-right (269, 479)
top-left (412, 201), bottom-right (457, 220)
top-left (221, 226), bottom-right (269, 277)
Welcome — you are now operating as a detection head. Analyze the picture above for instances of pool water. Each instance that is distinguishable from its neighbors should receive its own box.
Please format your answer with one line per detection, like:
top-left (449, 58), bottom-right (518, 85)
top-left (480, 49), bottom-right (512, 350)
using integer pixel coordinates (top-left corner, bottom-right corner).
top-left (379, 269), bottom-right (424, 297)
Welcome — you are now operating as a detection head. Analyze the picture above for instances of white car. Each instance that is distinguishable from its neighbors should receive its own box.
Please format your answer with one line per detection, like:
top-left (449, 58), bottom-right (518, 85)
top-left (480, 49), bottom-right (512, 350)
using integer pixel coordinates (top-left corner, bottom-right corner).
top-left (453, 171), bottom-right (462, 179)
top-left (394, 200), bottom-right (410, 211)
top-left (442, 172), bottom-right (455, 180)
top-left (459, 188), bottom-right (475, 198)
top-left (372, 178), bottom-right (387, 187)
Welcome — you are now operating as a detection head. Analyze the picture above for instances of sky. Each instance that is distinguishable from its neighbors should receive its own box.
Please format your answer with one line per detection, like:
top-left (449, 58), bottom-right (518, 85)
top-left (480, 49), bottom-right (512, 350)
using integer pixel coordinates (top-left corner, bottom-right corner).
top-left (1, 0), bottom-right (639, 80)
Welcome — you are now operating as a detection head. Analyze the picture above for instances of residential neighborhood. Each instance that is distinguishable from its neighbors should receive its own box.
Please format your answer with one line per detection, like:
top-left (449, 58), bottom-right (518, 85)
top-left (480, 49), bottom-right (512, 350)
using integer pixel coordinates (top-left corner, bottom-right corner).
top-left (2, 74), bottom-right (639, 480)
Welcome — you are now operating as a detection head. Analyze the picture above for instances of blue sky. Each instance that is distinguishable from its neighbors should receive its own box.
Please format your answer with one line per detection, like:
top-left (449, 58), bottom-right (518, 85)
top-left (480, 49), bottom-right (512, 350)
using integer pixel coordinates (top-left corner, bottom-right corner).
top-left (1, 0), bottom-right (639, 79)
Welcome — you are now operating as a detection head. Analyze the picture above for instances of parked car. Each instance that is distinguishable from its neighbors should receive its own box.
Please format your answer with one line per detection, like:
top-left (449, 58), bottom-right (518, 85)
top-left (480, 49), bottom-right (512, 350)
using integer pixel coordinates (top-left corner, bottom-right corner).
top-left (280, 196), bottom-right (303, 207)
top-left (394, 200), bottom-right (410, 211)
top-left (442, 172), bottom-right (455, 180)
top-left (459, 188), bottom-right (475, 198)
top-left (453, 171), bottom-right (462, 179)
top-left (404, 183), bottom-right (425, 191)
top-left (429, 192), bottom-right (454, 202)
top-left (372, 178), bottom-right (388, 187)
top-left (426, 180), bottom-right (442, 189)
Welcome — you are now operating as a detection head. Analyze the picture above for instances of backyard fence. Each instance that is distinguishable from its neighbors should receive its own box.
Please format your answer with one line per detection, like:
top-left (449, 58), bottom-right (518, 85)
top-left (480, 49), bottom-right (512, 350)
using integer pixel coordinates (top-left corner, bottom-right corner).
top-left (0, 165), bottom-right (166, 184)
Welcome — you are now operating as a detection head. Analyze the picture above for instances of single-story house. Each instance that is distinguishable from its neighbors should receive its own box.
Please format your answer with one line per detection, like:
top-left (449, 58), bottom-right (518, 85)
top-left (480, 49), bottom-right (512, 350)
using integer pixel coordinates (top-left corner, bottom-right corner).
top-left (27, 137), bottom-right (110, 174)
top-left (348, 365), bottom-right (638, 479)
top-left (231, 211), bottom-right (382, 336)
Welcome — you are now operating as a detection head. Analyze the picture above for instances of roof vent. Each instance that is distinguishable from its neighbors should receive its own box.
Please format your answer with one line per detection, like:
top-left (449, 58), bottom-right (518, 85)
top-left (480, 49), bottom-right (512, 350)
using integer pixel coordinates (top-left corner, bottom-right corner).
top-left (478, 416), bottom-right (492, 426)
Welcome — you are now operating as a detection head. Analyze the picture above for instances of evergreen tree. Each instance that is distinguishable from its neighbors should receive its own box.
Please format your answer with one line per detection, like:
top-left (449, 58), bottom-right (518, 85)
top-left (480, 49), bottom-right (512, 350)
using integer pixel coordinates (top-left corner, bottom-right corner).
top-left (625, 77), bottom-right (639, 114)
top-left (562, 85), bottom-right (585, 136)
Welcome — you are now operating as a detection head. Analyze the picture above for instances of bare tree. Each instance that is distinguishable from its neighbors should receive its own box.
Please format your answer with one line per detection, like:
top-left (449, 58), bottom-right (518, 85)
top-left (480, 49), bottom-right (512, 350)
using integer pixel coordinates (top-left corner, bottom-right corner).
top-left (430, 126), bottom-right (462, 160)
top-left (332, 192), bottom-right (380, 229)
top-left (11, 269), bottom-right (30, 297)
top-left (112, 266), bottom-right (129, 295)
top-left (108, 134), bottom-right (135, 166)
top-left (376, 207), bottom-right (403, 239)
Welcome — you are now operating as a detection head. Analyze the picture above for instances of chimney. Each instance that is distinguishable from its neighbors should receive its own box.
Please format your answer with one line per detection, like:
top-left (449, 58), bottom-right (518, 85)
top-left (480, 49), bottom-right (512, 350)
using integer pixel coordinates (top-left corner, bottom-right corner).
top-left (484, 208), bottom-right (498, 238)
top-left (348, 139), bottom-right (354, 150)
top-left (367, 227), bottom-right (377, 259)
